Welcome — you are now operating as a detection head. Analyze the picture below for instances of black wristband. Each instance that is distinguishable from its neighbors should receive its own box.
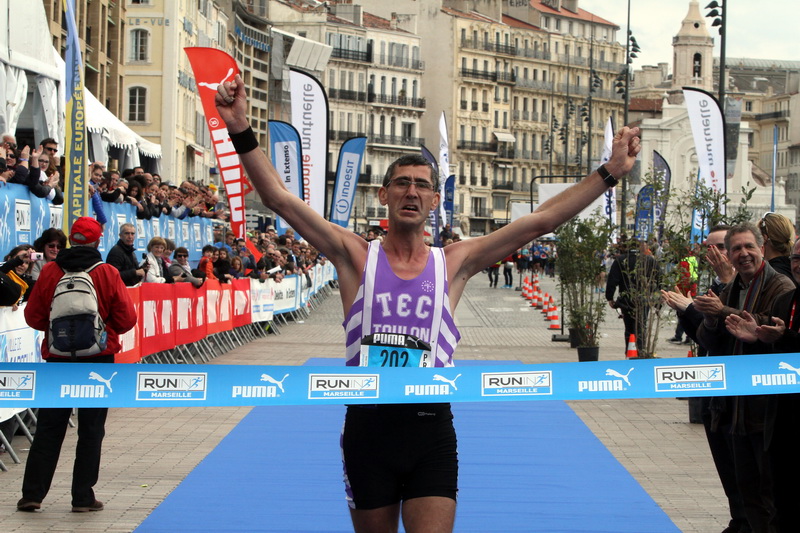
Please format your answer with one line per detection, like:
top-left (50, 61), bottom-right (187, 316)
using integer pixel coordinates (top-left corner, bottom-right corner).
top-left (597, 164), bottom-right (618, 187)
top-left (229, 127), bottom-right (259, 154)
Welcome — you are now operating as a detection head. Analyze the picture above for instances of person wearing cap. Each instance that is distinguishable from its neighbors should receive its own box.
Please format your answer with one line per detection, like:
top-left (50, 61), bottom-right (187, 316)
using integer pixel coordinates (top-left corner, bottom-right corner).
top-left (18, 217), bottom-right (136, 514)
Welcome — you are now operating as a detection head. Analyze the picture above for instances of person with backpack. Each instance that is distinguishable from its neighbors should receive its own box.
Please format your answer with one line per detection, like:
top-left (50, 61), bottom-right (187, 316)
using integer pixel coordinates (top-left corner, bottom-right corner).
top-left (17, 217), bottom-right (136, 513)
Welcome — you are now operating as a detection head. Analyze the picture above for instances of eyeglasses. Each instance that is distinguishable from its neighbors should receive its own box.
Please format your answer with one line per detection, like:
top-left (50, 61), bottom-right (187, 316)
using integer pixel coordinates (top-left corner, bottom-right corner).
top-left (46, 243), bottom-right (61, 250)
top-left (387, 177), bottom-right (435, 191)
top-left (43, 146), bottom-right (58, 153)
top-left (175, 254), bottom-right (188, 258)
top-left (791, 254), bottom-right (800, 262)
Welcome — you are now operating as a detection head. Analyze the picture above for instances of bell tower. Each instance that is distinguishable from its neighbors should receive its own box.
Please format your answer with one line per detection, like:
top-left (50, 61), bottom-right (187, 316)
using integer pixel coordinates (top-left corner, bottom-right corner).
top-left (671, 1), bottom-right (715, 91)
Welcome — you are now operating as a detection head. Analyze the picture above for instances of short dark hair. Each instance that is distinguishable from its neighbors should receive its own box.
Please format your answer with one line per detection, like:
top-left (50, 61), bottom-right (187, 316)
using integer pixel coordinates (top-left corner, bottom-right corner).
top-left (382, 155), bottom-right (438, 191)
top-left (40, 137), bottom-right (57, 146)
top-left (725, 223), bottom-right (763, 251)
top-left (174, 246), bottom-right (189, 256)
top-left (33, 228), bottom-right (67, 252)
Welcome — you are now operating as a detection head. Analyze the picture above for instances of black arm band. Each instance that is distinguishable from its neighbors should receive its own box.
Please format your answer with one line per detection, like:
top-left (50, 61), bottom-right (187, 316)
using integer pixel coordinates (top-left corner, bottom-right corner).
top-left (229, 127), bottom-right (259, 154)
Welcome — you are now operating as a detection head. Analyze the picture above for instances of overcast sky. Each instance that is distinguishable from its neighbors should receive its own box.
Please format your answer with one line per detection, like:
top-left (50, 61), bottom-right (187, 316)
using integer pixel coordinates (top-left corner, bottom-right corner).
top-left (578, 0), bottom-right (797, 73)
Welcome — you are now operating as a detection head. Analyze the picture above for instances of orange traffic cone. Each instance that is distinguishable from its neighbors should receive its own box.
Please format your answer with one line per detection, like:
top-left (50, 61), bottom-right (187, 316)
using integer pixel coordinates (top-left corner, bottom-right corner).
top-left (626, 334), bottom-right (639, 359)
top-left (548, 299), bottom-right (561, 330)
top-left (540, 292), bottom-right (549, 312)
top-left (687, 347), bottom-right (694, 357)
top-left (523, 277), bottom-right (532, 300)
top-left (531, 285), bottom-right (540, 307)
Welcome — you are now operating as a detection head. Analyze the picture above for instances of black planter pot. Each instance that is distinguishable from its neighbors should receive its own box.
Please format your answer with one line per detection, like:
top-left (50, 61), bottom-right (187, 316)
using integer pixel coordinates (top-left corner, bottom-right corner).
top-left (577, 346), bottom-right (599, 362)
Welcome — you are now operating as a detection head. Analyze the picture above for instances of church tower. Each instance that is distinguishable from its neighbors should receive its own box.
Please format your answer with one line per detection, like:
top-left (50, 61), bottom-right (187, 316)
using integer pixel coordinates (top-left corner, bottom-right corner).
top-left (671, 1), bottom-right (715, 91)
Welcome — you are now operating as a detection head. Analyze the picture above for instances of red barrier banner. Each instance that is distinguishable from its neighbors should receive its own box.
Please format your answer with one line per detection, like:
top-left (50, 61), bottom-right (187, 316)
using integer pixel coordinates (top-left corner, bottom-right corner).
top-left (140, 283), bottom-right (177, 357)
top-left (232, 278), bottom-right (252, 328)
top-left (205, 279), bottom-right (223, 335)
top-left (117, 286), bottom-right (141, 363)
top-left (174, 282), bottom-right (207, 345)
top-left (218, 283), bottom-right (234, 333)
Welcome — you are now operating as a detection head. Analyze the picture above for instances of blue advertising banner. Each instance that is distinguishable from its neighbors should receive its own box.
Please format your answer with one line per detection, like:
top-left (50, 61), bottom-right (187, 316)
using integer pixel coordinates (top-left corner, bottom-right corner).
top-left (2, 353), bottom-right (800, 408)
top-left (0, 185), bottom-right (214, 263)
top-left (330, 137), bottom-right (366, 228)
top-left (267, 120), bottom-right (303, 237)
top-left (444, 175), bottom-right (455, 229)
top-left (634, 184), bottom-right (654, 241)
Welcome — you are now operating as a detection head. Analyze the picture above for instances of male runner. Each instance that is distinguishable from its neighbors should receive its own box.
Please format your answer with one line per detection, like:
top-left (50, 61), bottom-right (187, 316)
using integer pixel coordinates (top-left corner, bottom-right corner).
top-left (215, 74), bottom-right (640, 533)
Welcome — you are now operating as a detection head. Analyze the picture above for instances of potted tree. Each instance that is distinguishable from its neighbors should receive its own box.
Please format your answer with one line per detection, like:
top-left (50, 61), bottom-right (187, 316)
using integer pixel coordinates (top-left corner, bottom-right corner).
top-left (555, 211), bottom-right (613, 361)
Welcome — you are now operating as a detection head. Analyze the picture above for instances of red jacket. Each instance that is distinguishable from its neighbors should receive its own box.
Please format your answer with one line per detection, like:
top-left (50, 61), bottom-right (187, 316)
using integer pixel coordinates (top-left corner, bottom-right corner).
top-left (24, 246), bottom-right (136, 360)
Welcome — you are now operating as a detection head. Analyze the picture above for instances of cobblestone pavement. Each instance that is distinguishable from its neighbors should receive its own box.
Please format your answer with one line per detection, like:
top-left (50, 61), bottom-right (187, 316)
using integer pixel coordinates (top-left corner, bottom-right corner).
top-left (0, 272), bottom-right (730, 532)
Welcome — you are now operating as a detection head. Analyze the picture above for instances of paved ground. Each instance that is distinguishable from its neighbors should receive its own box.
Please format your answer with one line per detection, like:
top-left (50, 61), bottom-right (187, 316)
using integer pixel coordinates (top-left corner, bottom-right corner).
top-left (0, 272), bottom-right (731, 532)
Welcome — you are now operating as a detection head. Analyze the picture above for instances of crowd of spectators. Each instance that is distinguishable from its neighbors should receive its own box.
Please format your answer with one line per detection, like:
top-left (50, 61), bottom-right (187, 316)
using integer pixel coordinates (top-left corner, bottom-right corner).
top-left (0, 133), bottom-right (230, 222)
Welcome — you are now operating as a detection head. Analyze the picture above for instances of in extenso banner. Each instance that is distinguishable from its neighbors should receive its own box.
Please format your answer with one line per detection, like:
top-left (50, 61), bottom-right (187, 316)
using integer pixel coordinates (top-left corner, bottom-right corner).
top-left (2, 353), bottom-right (800, 408)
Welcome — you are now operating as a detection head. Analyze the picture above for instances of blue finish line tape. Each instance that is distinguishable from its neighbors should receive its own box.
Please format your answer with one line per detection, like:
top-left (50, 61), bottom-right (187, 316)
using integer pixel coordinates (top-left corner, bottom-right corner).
top-left (2, 353), bottom-right (800, 408)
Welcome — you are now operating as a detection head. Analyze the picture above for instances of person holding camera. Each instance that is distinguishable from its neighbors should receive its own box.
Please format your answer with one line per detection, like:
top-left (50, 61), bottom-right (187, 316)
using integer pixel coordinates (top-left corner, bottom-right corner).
top-left (106, 223), bottom-right (148, 286)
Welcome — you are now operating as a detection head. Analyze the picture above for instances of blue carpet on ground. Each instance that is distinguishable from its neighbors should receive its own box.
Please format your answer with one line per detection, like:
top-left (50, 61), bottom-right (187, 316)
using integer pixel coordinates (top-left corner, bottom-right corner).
top-left (136, 360), bottom-right (677, 532)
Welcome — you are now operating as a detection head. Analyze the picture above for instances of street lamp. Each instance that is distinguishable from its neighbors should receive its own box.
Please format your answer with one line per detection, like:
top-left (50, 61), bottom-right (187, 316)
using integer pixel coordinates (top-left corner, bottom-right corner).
top-left (618, 0), bottom-right (640, 231)
top-left (705, 1), bottom-right (727, 107)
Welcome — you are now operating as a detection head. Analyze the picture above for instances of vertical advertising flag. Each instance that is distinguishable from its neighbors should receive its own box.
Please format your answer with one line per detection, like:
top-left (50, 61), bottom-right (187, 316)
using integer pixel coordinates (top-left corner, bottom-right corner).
top-left (682, 87), bottom-right (726, 200)
top-left (634, 185), bottom-right (654, 241)
top-left (184, 47), bottom-right (249, 239)
top-left (289, 69), bottom-right (329, 218)
top-left (689, 174), bottom-right (706, 244)
top-left (438, 112), bottom-right (450, 224)
top-left (267, 121), bottom-right (304, 236)
top-left (444, 175), bottom-right (455, 229)
top-left (330, 136), bottom-right (366, 229)
top-left (652, 150), bottom-right (671, 239)
top-left (62, 0), bottom-right (87, 233)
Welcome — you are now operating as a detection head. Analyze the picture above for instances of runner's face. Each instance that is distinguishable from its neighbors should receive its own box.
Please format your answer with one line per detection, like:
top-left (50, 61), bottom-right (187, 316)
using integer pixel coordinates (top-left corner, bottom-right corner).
top-left (379, 165), bottom-right (439, 225)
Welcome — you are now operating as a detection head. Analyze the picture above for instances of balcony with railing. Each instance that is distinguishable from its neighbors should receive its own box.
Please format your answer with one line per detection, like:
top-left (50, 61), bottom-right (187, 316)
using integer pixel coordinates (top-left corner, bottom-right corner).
top-left (515, 47), bottom-right (551, 61)
top-left (470, 207), bottom-right (492, 218)
top-left (331, 130), bottom-right (363, 142)
top-left (328, 88), bottom-right (367, 102)
top-left (515, 78), bottom-right (554, 92)
top-left (461, 68), bottom-right (496, 83)
top-left (460, 38), bottom-right (518, 57)
top-left (497, 147), bottom-right (516, 159)
top-left (493, 181), bottom-right (514, 191)
top-left (369, 134), bottom-right (425, 147)
top-left (496, 71), bottom-right (516, 84)
top-left (368, 93), bottom-right (426, 109)
top-left (755, 109), bottom-right (790, 121)
top-left (332, 47), bottom-right (371, 63)
top-left (378, 54), bottom-right (425, 71)
top-left (457, 140), bottom-right (496, 152)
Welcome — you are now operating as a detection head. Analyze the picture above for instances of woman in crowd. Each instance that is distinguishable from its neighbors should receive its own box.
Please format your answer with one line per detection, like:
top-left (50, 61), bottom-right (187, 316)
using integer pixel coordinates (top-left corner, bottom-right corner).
top-left (143, 237), bottom-right (174, 284)
top-left (229, 256), bottom-right (245, 279)
top-left (2, 245), bottom-right (35, 304)
top-left (125, 181), bottom-right (149, 219)
top-left (168, 247), bottom-right (204, 288)
top-left (30, 228), bottom-right (67, 281)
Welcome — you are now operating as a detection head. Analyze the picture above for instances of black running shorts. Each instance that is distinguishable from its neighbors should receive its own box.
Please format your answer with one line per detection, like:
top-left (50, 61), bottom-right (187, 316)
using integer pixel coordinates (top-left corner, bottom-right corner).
top-left (341, 403), bottom-right (458, 510)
